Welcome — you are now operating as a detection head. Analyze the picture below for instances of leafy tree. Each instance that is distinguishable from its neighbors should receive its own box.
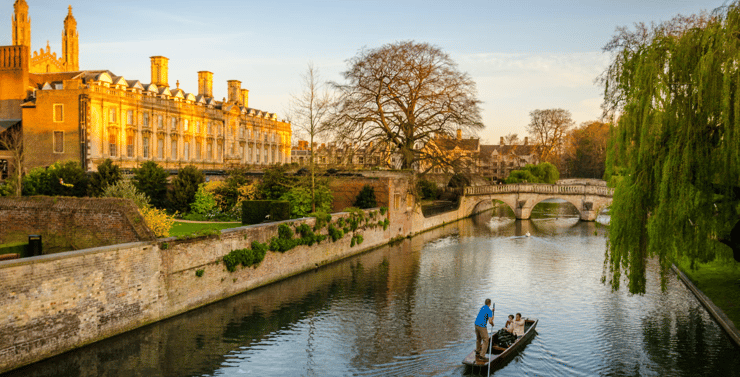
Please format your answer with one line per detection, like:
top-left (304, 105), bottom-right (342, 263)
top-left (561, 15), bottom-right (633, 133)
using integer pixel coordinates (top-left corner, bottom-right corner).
top-left (505, 162), bottom-right (559, 184)
top-left (132, 161), bottom-right (169, 209)
top-left (259, 164), bottom-right (294, 200)
top-left (329, 41), bottom-right (484, 170)
top-left (562, 121), bottom-right (609, 179)
top-left (448, 173), bottom-right (470, 189)
top-left (526, 108), bottom-right (574, 168)
top-left (353, 185), bottom-right (377, 209)
top-left (89, 159), bottom-right (122, 196)
top-left (599, 5), bottom-right (736, 294)
top-left (280, 185), bottom-right (333, 218)
top-left (167, 165), bottom-right (205, 213)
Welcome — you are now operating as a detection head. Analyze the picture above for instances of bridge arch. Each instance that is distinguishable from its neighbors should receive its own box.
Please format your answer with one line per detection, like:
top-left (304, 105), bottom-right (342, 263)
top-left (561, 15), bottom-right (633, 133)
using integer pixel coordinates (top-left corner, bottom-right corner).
top-left (463, 183), bottom-right (614, 221)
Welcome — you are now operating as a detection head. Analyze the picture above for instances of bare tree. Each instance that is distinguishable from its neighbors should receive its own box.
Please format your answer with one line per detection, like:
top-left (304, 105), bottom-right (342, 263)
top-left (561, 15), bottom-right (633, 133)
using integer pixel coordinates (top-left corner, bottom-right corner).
top-left (328, 41), bottom-right (484, 170)
top-left (289, 63), bottom-right (332, 212)
top-left (526, 109), bottom-right (574, 166)
top-left (504, 133), bottom-right (520, 145)
top-left (0, 124), bottom-right (23, 196)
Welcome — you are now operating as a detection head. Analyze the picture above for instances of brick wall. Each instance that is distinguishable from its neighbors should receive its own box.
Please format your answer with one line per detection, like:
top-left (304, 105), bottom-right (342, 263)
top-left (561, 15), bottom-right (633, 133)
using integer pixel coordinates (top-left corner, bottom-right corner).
top-left (328, 176), bottom-right (390, 212)
top-left (0, 197), bottom-right (155, 252)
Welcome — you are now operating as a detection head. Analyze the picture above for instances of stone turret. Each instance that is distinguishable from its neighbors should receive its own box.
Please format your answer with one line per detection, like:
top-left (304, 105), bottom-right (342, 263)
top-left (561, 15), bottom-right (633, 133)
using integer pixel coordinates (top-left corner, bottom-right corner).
top-left (62, 5), bottom-right (78, 71)
top-left (12, 0), bottom-right (31, 48)
top-left (150, 56), bottom-right (169, 87)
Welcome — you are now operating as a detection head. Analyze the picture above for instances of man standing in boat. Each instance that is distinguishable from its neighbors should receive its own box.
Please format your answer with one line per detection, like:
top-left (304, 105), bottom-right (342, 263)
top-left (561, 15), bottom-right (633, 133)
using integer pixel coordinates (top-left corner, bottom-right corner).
top-left (474, 298), bottom-right (495, 361)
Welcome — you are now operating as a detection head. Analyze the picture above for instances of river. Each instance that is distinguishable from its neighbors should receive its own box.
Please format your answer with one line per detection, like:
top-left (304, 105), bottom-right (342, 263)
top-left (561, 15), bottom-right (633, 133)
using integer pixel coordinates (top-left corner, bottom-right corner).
top-left (4, 202), bottom-right (739, 376)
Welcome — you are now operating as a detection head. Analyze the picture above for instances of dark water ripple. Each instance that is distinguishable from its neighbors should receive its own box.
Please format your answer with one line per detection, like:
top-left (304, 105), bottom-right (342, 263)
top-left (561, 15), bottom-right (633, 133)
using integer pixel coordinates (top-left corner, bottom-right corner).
top-left (3, 203), bottom-right (739, 377)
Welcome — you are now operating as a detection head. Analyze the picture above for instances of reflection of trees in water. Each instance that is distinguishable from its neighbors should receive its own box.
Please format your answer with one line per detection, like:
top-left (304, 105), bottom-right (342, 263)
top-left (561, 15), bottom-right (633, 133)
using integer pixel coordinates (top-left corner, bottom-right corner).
top-left (641, 306), bottom-right (737, 376)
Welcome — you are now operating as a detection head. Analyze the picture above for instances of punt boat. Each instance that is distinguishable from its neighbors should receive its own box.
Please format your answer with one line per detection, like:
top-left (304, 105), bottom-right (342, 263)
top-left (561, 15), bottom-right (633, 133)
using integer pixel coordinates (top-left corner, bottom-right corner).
top-left (462, 318), bottom-right (538, 371)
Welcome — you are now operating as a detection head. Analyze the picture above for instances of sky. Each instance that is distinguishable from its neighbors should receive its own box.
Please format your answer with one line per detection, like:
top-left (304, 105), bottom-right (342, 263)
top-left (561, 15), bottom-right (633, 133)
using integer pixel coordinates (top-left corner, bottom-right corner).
top-left (0, 0), bottom-right (729, 145)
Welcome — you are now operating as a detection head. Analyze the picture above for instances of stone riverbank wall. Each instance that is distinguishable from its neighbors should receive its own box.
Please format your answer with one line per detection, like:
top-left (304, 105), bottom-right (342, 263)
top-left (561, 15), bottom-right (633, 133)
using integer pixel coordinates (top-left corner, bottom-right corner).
top-left (0, 171), bottom-right (493, 373)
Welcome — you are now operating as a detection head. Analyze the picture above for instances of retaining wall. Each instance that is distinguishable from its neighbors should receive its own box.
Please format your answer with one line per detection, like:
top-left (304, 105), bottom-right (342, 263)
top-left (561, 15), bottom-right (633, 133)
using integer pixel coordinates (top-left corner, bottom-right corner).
top-left (0, 209), bottom-right (393, 373)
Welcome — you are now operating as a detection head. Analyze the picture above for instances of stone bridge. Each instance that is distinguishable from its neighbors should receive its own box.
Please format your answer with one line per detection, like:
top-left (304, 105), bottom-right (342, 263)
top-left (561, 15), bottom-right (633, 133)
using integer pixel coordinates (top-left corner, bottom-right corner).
top-left (462, 182), bottom-right (614, 221)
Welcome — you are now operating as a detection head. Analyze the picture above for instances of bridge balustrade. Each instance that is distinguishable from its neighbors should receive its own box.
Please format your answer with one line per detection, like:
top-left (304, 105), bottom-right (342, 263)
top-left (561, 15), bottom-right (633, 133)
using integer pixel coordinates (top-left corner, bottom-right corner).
top-left (464, 184), bottom-right (614, 197)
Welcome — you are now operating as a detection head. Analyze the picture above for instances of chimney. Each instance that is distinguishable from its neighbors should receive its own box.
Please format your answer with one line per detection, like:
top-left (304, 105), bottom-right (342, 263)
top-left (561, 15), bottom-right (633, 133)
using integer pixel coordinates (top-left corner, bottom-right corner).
top-left (241, 89), bottom-right (249, 107)
top-left (457, 129), bottom-right (462, 140)
top-left (197, 71), bottom-right (213, 98)
top-left (227, 80), bottom-right (241, 103)
top-left (524, 137), bottom-right (528, 145)
top-left (150, 56), bottom-right (169, 87)
top-left (500, 137), bottom-right (505, 145)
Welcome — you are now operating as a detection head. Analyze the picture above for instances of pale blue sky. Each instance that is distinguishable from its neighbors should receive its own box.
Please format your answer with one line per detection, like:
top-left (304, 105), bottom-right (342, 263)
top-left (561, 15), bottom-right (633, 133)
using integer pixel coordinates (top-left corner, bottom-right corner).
top-left (1, 0), bottom-right (727, 144)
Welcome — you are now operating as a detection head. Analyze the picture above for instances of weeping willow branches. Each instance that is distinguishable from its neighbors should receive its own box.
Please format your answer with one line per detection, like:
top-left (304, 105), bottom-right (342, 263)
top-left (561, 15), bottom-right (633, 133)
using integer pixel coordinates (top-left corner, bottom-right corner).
top-left (601, 3), bottom-right (740, 294)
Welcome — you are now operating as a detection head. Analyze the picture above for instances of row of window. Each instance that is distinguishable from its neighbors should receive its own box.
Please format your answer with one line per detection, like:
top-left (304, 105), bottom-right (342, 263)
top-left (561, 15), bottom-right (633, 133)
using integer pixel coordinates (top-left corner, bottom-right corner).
top-left (105, 133), bottom-right (283, 164)
top-left (106, 108), bottom-right (285, 143)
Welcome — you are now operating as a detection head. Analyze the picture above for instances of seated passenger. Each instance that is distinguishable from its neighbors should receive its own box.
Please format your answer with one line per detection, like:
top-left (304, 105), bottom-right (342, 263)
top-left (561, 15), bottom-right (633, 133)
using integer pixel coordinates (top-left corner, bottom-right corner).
top-left (512, 313), bottom-right (526, 337)
top-left (504, 314), bottom-right (515, 333)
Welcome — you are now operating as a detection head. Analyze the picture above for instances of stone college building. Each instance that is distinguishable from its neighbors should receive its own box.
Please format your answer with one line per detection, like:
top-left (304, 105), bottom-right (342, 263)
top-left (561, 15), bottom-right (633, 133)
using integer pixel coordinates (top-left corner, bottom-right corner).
top-left (0, 0), bottom-right (292, 179)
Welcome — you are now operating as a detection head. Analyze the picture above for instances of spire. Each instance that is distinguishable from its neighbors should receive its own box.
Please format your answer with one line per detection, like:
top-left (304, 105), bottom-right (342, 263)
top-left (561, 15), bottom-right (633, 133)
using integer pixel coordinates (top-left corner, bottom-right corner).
top-left (62, 4), bottom-right (79, 71)
top-left (12, 0), bottom-right (31, 47)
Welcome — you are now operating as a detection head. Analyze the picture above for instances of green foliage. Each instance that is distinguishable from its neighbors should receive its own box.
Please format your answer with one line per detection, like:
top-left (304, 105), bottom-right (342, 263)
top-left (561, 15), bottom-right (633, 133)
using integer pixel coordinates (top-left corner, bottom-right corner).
top-left (132, 161), bottom-right (169, 209)
top-left (416, 179), bottom-right (439, 200)
top-left (191, 183), bottom-right (219, 215)
top-left (175, 227), bottom-right (221, 240)
top-left (242, 200), bottom-right (273, 225)
top-left (383, 218), bottom-right (390, 230)
top-left (269, 223), bottom-right (296, 252)
top-left (270, 201), bottom-right (292, 222)
top-left (280, 185), bottom-right (333, 218)
top-left (167, 165), bottom-right (205, 213)
top-left (311, 212), bottom-right (332, 230)
top-left (353, 185), bottom-right (378, 209)
top-left (88, 159), bottom-right (122, 197)
top-left (259, 164), bottom-right (294, 200)
top-left (328, 224), bottom-right (344, 242)
top-left (600, 5), bottom-right (740, 293)
top-left (505, 162), bottom-right (559, 184)
top-left (0, 182), bottom-right (15, 197)
top-left (102, 180), bottom-right (150, 209)
top-left (380, 207), bottom-right (388, 215)
top-left (195, 269), bottom-right (204, 277)
top-left (22, 161), bottom-right (89, 197)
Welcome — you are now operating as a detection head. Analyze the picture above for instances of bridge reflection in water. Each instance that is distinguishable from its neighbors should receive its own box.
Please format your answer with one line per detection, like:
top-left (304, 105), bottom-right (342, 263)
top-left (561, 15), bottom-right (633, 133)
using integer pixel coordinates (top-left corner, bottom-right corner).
top-left (3, 203), bottom-right (738, 377)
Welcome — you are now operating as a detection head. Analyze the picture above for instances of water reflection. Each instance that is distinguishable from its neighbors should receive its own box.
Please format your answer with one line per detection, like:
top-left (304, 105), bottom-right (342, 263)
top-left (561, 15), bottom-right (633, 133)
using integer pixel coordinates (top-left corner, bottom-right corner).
top-left (3, 205), bottom-right (738, 377)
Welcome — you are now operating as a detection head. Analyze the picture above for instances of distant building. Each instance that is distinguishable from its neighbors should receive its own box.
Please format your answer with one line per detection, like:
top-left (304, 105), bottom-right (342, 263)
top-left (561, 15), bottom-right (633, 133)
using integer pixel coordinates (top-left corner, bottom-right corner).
top-left (0, 1), bottom-right (291, 179)
top-left (291, 140), bottom-right (402, 170)
top-left (478, 137), bottom-right (539, 181)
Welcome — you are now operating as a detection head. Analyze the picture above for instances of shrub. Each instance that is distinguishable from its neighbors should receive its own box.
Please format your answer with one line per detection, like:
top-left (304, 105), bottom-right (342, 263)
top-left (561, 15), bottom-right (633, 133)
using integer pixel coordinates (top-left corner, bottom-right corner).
top-left (416, 179), bottom-right (439, 200)
top-left (140, 206), bottom-right (175, 238)
top-left (102, 180), bottom-right (151, 209)
top-left (191, 183), bottom-right (219, 215)
top-left (132, 161), bottom-right (169, 209)
top-left (328, 224), bottom-right (344, 242)
top-left (353, 185), bottom-right (378, 209)
top-left (195, 269), bottom-right (204, 277)
top-left (505, 162), bottom-right (559, 184)
top-left (89, 159), bottom-right (122, 197)
top-left (270, 201), bottom-right (291, 222)
top-left (168, 165), bottom-right (205, 213)
top-left (242, 200), bottom-right (273, 225)
top-left (280, 185), bottom-right (333, 218)
top-left (22, 161), bottom-right (88, 197)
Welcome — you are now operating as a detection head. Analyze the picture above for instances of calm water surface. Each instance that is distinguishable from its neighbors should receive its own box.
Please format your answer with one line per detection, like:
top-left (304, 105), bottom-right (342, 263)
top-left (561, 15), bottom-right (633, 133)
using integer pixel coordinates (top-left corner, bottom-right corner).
top-left (5, 202), bottom-right (739, 376)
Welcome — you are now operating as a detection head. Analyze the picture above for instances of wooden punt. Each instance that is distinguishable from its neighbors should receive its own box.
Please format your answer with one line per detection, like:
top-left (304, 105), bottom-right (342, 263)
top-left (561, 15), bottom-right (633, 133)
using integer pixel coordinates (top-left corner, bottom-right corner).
top-left (462, 318), bottom-right (538, 370)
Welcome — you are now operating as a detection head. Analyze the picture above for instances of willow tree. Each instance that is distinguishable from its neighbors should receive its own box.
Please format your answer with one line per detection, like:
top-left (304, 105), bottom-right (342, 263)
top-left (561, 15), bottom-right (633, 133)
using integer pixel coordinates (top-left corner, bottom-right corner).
top-left (329, 41), bottom-right (484, 170)
top-left (600, 5), bottom-right (740, 294)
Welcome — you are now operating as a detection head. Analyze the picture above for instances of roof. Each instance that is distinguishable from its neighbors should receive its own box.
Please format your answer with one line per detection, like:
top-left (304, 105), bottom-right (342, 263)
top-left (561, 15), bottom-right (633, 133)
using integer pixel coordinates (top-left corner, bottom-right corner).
top-left (0, 120), bottom-right (21, 132)
top-left (431, 136), bottom-right (480, 152)
top-left (479, 144), bottom-right (538, 157)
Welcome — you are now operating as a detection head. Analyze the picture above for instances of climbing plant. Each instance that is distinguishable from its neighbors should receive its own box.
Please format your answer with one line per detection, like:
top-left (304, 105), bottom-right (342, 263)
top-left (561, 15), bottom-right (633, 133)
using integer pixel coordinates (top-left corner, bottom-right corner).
top-left (600, 4), bottom-right (740, 294)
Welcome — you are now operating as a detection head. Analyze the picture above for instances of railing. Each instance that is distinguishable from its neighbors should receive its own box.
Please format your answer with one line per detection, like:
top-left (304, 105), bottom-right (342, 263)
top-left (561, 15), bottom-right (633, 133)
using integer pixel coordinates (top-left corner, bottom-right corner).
top-left (464, 184), bottom-right (614, 197)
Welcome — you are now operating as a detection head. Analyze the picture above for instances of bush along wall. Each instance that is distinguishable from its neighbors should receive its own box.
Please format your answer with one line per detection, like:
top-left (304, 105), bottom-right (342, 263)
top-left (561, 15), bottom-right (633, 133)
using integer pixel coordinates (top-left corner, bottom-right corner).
top-left (223, 208), bottom-right (389, 273)
top-left (242, 200), bottom-right (292, 225)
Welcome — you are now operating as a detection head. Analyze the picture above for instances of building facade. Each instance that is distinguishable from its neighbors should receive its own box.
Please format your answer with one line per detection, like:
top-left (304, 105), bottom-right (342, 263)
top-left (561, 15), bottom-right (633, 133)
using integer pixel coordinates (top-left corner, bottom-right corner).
top-left (0, 1), bottom-right (291, 178)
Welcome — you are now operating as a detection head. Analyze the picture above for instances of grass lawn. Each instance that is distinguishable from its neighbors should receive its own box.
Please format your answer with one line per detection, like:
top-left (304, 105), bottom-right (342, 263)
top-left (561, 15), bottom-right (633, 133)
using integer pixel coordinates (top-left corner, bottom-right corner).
top-left (677, 258), bottom-right (740, 328)
top-left (169, 221), bottom-right (243, 238)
